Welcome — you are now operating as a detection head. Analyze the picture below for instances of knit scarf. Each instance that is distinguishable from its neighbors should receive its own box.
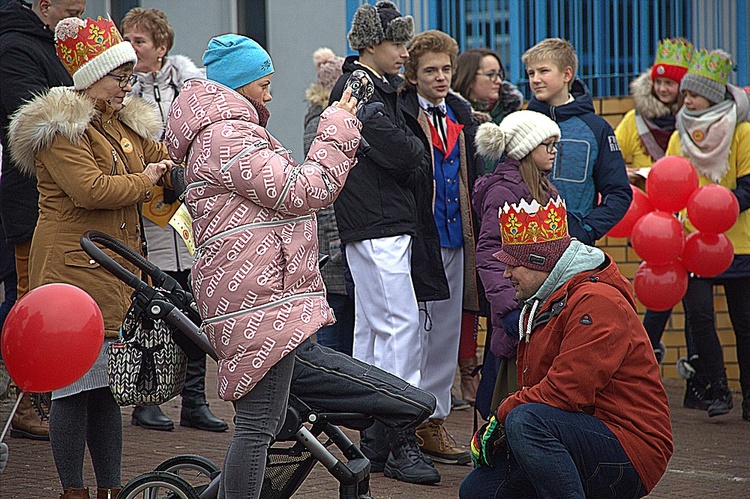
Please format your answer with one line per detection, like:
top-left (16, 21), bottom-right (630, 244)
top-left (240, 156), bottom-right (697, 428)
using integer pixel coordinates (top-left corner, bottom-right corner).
top-left (635, 113), bottom-right (674, 161)
top-left (471, 99), bottom-right (498, 113)
top-left (249, 98), bottom-right (270, 128)
top-left (676, 99), bottom-right (736, 183)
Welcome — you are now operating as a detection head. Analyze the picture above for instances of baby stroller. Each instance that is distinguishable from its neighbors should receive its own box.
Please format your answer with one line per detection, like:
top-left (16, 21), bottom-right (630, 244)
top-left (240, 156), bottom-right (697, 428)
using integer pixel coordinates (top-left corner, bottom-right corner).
top-left (80, 230), bottom-right (373, 499)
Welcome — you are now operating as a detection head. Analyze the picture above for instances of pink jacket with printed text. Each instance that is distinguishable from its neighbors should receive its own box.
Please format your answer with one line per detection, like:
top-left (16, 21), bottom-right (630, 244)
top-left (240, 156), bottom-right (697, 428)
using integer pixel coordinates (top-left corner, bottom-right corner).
top-left (165, 79), bottom-right (361, 401)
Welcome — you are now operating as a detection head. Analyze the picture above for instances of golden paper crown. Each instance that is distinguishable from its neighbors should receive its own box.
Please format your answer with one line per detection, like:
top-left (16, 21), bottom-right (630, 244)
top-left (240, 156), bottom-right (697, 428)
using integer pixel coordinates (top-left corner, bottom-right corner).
top-left (498, 196), bottom-right (569, 247)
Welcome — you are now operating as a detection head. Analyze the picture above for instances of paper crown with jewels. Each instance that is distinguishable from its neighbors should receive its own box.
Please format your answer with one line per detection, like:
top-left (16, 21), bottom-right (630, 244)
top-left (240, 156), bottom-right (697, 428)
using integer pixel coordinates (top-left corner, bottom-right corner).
top-left (494, 196), bottom-right (571, 272)
top-left (680, 48), bottom-right (733, 104)
top-left (651, 38), bottom-right (693, 83)
top-left (55, 17), bottom-right (136, 90)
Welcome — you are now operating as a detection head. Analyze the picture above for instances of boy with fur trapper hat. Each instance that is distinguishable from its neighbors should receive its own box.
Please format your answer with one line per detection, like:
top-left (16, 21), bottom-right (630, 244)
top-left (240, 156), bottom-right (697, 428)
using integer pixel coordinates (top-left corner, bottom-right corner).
top-left (328, 1), bottom-right (441, 486)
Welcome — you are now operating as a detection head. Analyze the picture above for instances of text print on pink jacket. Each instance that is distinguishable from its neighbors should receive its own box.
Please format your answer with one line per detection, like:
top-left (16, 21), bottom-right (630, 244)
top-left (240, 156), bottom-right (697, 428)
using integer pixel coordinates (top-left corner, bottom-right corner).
top-left (165, 79), bottom-right (361, 401)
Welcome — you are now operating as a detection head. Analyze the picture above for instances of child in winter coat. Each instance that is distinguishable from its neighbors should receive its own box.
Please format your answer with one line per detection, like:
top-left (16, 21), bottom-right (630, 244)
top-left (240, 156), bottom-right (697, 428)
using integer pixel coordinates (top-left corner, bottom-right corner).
top-left (666, 48), bottom-right (750, 422)
top-left (472, 110), bottom-right (561, 413)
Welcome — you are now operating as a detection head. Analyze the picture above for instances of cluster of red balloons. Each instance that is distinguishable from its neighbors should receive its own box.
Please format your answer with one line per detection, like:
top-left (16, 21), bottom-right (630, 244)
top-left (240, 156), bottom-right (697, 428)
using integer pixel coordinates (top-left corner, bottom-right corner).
top-left (1, 283), bottom-right (104, 393)
top-left (607, 156), bottom-right (739, 311)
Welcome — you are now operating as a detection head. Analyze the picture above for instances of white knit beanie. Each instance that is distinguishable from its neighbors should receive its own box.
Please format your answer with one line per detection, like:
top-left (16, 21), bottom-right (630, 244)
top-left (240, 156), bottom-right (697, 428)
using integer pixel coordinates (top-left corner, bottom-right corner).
top-left (55, 17), bottom-right (137, 90)
top-left (475, 110), bottom-right (561, 161)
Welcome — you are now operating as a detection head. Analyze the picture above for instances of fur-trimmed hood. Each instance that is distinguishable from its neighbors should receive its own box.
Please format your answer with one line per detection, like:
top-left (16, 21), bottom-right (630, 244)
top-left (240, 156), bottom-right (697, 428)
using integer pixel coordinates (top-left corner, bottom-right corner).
top-left (630, 69), bottom-right (678, 119)
top-left (8, 87), bottom-right (162, 177)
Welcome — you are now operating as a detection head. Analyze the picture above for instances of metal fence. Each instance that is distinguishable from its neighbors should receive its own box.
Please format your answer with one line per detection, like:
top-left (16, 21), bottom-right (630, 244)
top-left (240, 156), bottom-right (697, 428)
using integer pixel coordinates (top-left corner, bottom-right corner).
top-left (346, 0), bottom-right (749, 97)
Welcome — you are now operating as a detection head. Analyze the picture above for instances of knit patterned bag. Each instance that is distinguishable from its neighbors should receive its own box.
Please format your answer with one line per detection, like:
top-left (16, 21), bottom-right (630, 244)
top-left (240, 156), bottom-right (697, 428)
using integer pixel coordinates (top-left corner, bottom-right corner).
top-left (108, 300), bottom-right (187, 406)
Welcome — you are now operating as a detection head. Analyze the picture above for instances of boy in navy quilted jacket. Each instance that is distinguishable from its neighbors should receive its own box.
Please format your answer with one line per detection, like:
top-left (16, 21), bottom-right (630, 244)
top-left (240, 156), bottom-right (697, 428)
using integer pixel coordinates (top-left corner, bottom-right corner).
top-left (523, 38), bottom-right (631, 245)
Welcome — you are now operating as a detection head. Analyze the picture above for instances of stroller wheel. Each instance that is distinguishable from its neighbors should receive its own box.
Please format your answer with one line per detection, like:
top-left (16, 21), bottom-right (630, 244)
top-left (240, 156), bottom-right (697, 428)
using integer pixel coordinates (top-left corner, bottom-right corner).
top-left (119, 471), bottom-right (200, 499)
top-left (155, 454), bottom-right (220, 492)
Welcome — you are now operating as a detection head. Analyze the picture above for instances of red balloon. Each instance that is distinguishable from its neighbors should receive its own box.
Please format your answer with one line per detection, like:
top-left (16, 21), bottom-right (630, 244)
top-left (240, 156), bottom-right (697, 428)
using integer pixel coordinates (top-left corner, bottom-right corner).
top-left (686, 184), bottom-right (740, 234)
top-left (606, 185), bottom-right (654, 238)
top-left (633, 261), bottom-right (689, 311)
top-left (680, 231), bottom-right (734, 277)
top-left (631, 211), bottom-right (685, 264)
top-left (646, 156), bottom-right (699, 212)
top-left (1, 283), bottom-right (104, 393)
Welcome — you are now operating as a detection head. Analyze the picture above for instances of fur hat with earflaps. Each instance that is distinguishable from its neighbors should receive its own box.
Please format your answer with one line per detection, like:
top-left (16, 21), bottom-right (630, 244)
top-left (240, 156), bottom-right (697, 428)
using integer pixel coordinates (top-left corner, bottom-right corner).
top-left (348, 1), bottom-right (414, 51)
top-left (55, 17), bottom-right (136, 90)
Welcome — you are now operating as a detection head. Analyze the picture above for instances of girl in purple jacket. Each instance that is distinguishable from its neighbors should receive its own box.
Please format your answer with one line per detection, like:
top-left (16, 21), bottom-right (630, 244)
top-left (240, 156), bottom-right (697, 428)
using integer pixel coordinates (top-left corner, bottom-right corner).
top-left (472, 110), bottom-right (561, 410)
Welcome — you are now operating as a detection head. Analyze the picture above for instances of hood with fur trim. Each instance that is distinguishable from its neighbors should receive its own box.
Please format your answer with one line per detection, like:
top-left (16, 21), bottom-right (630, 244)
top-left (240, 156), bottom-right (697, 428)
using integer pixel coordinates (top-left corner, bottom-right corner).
top-left (631, 69), bottom-right (678, 120)
top-left (8, 87), bottom-right (162, 177)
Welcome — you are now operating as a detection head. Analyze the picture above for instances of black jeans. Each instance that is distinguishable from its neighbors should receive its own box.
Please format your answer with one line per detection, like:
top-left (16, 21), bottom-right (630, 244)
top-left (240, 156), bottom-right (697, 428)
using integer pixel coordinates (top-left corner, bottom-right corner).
top-left (291, 339), bottom-right (435, 431)
top-left (682, 276), bottom-right (750, 389)
top-left (643, 305), bottom-right (694, 357)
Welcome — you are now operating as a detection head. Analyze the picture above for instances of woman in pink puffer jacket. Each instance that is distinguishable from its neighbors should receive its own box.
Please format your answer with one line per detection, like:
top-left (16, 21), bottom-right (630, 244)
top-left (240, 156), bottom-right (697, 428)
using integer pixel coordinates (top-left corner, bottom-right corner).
top-left (165, 34), bottom-right (360, 498)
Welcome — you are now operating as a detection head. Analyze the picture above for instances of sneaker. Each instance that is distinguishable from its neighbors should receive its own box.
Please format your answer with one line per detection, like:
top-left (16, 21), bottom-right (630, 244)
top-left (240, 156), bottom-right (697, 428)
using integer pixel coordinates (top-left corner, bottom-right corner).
top-left (684, 377), bottom-right (713, 410)
top-left (416, 419), bottom-right (471, 465)
top-left (707, 375), bottom-right (733, 417)
top-left (383, 429), bottom-right (441, 485)
top-left (451, 393), bottom-right (470, 411)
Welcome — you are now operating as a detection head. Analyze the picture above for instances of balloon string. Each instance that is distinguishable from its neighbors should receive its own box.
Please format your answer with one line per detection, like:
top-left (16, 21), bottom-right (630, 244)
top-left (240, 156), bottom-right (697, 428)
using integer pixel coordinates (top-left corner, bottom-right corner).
top-left (0, 390), bottom-right (25, 443)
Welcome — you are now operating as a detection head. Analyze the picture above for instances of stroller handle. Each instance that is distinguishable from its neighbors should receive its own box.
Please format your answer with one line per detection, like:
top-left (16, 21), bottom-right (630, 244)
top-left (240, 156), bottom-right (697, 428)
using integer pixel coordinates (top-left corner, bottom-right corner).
top-left (79, 231), bottom-right (218, 361)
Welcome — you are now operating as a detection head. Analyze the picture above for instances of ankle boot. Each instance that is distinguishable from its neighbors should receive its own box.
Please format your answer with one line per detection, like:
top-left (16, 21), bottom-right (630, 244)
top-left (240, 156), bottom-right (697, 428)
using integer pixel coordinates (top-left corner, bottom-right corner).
top-left (742, 389), bottom-right (750, 421)
top-left (458, 357), bottom-right (480, 405)
top-left (11, 392), bottom-right (50, 440)
top-left (180, 402), bottom-right (228, 432)
top-left (96, 488), bottom-right (121, 499)
top-left (60, 488), bottom-right (89, 498)
top-left (707, 373), bottom-right (733, 417)
top-left (684, 376), bottom-right (713, 410)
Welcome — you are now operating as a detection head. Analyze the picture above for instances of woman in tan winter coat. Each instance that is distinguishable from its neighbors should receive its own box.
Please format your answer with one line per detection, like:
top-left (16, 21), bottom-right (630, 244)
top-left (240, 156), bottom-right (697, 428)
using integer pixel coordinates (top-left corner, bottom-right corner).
top-left (8, 17), bottom-right (171, 498)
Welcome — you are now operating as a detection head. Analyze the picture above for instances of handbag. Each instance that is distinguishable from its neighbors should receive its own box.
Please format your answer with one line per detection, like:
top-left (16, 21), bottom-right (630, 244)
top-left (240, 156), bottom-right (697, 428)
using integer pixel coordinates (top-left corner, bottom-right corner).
top-left (108, 299), bottom-right (187, 406)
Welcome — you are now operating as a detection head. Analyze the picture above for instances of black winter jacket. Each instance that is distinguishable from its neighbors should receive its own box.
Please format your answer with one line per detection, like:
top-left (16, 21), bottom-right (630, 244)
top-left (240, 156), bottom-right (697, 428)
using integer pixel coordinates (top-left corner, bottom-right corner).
top-left (329, 56), bottom-right (424, 245)
top-left (400, 90), bottom-right (481, 306)
top-left (0, 0), bottom-right (73, 244)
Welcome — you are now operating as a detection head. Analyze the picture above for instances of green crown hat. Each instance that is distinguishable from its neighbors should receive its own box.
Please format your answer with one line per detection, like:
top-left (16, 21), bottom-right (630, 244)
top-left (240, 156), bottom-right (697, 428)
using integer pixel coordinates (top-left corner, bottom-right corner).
top-left (653, 38), bottom-right (693, 69)
top-left (687, 48), bottom-right (733, 85)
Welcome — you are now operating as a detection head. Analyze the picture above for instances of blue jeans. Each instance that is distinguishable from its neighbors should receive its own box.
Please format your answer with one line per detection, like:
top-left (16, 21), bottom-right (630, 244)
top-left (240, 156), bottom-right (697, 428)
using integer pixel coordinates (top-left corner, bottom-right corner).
top-left (219, 352), bottom-right (295, 499)
top-left (315, 292), bottom-right (354, 356)
top-left (459, 403), bottom-right (646, 499)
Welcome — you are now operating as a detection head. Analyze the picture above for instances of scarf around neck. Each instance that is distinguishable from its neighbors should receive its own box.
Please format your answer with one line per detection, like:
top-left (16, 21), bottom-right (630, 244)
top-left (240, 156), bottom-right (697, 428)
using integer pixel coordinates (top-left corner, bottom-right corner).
top-left (676, 99), bottom-right (736, 183)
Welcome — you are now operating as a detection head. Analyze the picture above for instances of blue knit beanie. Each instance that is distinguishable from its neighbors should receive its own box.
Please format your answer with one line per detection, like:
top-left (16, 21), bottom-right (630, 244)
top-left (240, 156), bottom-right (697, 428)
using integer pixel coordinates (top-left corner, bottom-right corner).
top-left (203, 34), bottom-right (274, 90)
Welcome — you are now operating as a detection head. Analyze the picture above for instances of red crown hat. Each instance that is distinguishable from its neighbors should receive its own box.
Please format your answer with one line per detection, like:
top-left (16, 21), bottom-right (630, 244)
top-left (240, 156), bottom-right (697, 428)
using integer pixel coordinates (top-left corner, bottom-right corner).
top-left (55, 17), bottom-right (136, 90)
top-left (494, 196), bottom-right (571, 272)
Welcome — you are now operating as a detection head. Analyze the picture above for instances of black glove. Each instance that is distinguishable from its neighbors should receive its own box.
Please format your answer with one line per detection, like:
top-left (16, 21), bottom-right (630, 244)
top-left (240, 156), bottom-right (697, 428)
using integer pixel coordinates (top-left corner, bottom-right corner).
top-left (501, 309), bottom-right (521, 339)
top-left (170, 165), bottom-right (187, 200)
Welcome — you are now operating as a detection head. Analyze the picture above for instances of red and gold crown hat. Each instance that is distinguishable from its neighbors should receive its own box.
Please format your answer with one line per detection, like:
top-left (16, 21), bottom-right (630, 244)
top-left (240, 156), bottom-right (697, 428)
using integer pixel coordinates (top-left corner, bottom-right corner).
top-left (55, 17), bottom-right (136, 90)
top-left (494, 196), bottom-right (571, 272)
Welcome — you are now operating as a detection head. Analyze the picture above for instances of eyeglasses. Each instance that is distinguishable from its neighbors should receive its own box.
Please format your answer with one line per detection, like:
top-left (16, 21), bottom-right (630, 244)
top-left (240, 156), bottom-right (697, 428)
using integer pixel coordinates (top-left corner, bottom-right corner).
top-left (106, 72), bottom-right (137, 89)
top-left (540, 140), bottom-right (560, 153)
top-left (476, 71), bottom-right (504, 82)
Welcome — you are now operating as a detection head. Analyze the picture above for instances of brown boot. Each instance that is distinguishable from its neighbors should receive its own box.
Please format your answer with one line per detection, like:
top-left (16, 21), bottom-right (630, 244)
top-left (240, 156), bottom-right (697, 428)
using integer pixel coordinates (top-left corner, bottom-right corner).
top-left (10, 392), bottom-right (50, 440)
top-left (60, 488), bottom-right (89, 498)
top-left (459, 357), bottom-right (480, 405)
top-left (416, 419), bottom-right (471, 465)
top-left (96, 488), bottom-right (121, 499)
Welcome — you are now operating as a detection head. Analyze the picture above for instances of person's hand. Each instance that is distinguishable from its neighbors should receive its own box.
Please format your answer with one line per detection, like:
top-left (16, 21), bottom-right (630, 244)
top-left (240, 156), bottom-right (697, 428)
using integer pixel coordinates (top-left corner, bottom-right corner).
top-left (143, 162), bottom-right (169, 186)
top-left (470, 415), bottom-right (505, 467)
top-left (0, 442), bottom-right (8, 474)
top-left (332, 87), bottom-right (358, 116)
